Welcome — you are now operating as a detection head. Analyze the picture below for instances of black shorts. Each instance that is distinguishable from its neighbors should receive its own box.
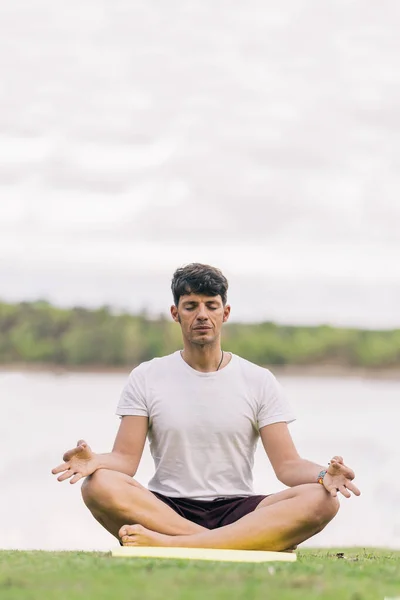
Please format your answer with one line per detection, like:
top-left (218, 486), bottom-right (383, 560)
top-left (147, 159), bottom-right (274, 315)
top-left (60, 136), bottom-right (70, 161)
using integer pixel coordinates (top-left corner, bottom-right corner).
top-left (152, 492), bottom-right (269, 529)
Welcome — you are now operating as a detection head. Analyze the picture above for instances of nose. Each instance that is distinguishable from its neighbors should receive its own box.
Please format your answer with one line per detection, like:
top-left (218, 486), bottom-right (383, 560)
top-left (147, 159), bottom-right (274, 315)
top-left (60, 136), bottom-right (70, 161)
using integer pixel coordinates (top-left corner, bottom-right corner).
top-left (197, 303), bottom-right (208, 320)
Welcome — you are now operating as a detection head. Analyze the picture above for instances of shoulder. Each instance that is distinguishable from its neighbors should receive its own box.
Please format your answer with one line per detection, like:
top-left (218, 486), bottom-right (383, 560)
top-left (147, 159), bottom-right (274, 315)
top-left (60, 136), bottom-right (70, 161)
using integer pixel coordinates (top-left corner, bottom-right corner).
top-left (122, 352), bottom-right (180, 399)
top-left (127, 351), bottom-right (180, 381)
top-left (231, 354), bottom-right (278, 384)
top-left (231, 354), bottom-right (285, 400)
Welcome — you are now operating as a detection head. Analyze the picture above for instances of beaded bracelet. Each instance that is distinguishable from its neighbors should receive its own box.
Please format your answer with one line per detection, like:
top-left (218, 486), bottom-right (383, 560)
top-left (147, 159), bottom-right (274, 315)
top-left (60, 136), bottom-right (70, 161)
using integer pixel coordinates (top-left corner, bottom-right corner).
top-left (317, 469), bottom-right (327, 485)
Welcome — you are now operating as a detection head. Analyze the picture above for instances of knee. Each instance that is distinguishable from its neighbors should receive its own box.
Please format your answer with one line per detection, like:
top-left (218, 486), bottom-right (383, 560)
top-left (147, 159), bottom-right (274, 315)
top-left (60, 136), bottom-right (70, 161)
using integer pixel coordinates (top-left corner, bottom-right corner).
top-left (81, 469), bottom-right (120, 509)
top-left (310, 485), bottom-right (340, 528)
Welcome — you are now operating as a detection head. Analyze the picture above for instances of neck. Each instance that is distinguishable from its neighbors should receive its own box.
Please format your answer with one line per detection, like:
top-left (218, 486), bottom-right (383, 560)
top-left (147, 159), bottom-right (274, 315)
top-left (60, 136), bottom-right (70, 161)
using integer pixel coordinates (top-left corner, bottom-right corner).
top-left (181, 342), bottom-right (224, 373)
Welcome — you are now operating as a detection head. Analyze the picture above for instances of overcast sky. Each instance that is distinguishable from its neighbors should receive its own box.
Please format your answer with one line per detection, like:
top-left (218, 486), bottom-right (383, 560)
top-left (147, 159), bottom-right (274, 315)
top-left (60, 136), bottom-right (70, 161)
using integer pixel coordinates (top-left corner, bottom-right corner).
top-left (0, 1), bottom-right (399, 327)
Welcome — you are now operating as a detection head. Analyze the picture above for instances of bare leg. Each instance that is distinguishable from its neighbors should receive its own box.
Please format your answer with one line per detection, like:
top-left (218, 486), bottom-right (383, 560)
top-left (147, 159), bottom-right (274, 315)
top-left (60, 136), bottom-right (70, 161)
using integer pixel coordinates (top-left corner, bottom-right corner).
top-left (254, 483), bottom-right (324, 510)
top-left (120, 483), bottom-right (339, 551)
top-left (81, 469), bottom-right (207, 539)
top-left (253, 484), bottom-right (335, 551)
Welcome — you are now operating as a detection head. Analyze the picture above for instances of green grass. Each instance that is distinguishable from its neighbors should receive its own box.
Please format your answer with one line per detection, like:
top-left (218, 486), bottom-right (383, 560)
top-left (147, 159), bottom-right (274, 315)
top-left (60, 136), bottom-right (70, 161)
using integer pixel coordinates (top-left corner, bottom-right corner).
top-left (0, 549), bottom-right (399, 600)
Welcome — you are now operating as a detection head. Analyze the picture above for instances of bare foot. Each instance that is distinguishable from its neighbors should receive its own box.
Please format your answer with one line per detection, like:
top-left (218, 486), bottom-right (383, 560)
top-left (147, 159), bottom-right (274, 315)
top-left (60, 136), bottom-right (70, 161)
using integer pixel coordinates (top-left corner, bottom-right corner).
top-left (119, 524), bottom-right (173, 547)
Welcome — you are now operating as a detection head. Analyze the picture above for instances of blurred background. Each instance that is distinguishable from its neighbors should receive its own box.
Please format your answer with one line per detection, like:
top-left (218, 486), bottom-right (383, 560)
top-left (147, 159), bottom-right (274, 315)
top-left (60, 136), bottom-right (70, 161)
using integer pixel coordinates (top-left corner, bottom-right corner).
top-left (0, 0), bottom-right (399, 551)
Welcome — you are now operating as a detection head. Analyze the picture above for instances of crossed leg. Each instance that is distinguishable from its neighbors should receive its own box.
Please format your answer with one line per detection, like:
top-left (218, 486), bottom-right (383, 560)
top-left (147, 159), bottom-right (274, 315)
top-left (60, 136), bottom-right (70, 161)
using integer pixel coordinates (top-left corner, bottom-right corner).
top-left (81, 469), bottom-right (207, 538)
top-left (120, 484), bottom-right (339, 551)
top-left (82, 470), bottom-right (339, 551)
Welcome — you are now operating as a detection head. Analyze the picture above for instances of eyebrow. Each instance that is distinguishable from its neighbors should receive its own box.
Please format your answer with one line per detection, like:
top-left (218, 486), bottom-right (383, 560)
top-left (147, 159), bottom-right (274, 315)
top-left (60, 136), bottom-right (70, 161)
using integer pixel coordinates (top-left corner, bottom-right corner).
top-left (182, 300), bottom-right (220, 306)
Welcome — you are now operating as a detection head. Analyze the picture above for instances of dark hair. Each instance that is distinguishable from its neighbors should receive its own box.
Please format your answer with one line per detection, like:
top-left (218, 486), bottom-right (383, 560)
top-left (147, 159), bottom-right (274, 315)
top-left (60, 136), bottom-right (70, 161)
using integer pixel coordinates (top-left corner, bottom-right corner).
top-left (171, 263), bottom-right (229, 306)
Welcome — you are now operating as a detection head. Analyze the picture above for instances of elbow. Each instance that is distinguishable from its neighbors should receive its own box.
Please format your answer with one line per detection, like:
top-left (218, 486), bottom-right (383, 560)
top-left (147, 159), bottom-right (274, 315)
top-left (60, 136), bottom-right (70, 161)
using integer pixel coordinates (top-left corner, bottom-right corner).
top-left (124, 464), bottom-right (138, 478)
top-left (274, 459), bottom-right (300, 486)
top-left (276, 471), bottom-right (290, 486)
top-left (274, 466), bottom-right (287, 485)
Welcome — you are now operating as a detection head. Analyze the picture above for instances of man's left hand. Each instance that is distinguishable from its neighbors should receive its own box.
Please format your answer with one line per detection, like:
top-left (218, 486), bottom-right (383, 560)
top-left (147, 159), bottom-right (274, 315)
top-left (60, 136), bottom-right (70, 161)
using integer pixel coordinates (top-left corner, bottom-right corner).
top-left (323, 456), bottom-right (361, 498)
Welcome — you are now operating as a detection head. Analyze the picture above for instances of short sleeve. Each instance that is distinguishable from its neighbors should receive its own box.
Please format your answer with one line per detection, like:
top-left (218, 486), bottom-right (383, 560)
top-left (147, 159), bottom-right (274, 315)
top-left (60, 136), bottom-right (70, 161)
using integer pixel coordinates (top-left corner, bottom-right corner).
top-left (257, 372), bottom-right (296, 430)
top-left (116, 366), bottom-right (148, 417)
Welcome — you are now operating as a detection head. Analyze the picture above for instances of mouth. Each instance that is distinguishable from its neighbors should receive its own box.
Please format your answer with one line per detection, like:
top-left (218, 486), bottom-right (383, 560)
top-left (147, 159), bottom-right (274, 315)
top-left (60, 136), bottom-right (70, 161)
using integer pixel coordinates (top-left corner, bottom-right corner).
top-left (193, 326), bottom-right (212, 331)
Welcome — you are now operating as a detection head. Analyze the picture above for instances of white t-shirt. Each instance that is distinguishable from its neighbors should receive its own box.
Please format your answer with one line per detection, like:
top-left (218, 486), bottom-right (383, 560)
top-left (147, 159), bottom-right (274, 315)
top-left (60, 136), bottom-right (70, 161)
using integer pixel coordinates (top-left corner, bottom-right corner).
top-left (116, 351), bottom-right (295, 500)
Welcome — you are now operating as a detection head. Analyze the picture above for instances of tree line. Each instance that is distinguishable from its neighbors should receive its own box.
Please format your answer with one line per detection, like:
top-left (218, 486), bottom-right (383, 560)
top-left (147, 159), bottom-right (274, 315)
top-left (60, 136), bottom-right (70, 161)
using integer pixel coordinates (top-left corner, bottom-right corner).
top-left (0, 300), bottom-right (399, 369)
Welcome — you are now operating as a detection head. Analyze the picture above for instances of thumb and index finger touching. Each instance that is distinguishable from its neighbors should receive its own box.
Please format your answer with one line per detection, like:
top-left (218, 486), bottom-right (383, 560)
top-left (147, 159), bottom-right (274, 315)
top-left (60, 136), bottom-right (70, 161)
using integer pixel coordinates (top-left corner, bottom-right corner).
top-left (329, 456), bottom-right (343, 466)
top-left (329, 456), bottom-right (354, 477)
top-left (62, 440), bottom-right (89, 462)
top-left (326, 455), bottom-right (361, 497)
top-left (51, 440), bottom-right (90, 475)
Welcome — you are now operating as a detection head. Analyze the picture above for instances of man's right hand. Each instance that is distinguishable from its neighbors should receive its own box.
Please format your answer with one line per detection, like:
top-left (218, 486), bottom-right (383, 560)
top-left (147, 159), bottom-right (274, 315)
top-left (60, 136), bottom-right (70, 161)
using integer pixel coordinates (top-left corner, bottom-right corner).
top-left (51, 440), bottom-right (99, 484)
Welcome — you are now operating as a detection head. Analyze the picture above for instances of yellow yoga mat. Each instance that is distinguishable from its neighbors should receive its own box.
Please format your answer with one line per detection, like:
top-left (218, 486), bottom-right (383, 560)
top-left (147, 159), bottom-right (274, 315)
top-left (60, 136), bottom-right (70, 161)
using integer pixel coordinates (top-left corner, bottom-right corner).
top-left (112, 546), bottom-right (296, 563)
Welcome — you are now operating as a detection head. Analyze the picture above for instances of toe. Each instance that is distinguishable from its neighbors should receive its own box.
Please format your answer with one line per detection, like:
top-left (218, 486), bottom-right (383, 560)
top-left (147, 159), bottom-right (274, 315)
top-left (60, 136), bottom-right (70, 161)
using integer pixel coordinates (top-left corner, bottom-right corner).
top-left (121, 536), bottom-right (135, 546)
top-left (119, 524), bottom-right (145, 543)
top-left (130, 524), bottom-right (144, 534)
top-left (119, 525), bottom-right (129, 538)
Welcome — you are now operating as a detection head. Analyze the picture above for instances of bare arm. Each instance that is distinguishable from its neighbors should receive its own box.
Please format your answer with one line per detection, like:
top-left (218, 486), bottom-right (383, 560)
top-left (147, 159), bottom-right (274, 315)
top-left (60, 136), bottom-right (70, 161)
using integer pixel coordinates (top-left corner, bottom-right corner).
top-left (52, 416), bottom-right (148, 483)
top-left (260, 422), bottom-right (361, 497)
top-left (107, 415), bottom-right (148, 476)
top-left (260, 422), bottom-right (325, 487)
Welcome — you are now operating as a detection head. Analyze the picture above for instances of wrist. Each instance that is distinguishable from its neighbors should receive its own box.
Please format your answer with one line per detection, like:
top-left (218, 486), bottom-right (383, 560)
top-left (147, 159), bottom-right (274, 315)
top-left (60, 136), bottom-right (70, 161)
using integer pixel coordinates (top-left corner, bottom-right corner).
top-left (317, 469), bottom-right (328, 485)
top-left (90, 453), bottom-right (102, 471)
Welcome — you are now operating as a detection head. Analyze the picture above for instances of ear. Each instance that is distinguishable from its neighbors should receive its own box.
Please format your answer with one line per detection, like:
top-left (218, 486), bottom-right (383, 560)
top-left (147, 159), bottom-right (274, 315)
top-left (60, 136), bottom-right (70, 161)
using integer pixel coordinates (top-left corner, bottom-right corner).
top-left (222, 304), bottom-right (231, 323)
top-left (170, 305), bottom-right (180, 323)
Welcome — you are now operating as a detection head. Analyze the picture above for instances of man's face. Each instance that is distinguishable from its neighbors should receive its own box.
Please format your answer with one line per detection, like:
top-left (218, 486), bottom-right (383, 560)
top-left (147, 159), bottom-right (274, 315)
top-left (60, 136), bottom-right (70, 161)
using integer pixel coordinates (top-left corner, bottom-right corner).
top-left (171, 293), bottom-right (231, 346)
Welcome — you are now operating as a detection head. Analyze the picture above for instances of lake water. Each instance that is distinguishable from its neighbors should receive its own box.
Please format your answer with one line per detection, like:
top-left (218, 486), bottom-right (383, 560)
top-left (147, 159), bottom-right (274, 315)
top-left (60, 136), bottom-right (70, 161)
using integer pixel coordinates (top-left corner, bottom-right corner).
top-left (0, 369), bottom-right (399, 551)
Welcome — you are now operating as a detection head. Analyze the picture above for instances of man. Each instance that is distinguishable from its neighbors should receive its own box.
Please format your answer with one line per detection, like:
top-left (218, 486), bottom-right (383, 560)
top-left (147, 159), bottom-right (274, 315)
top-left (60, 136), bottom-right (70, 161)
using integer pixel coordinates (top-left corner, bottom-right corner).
top-left (52, 263), bottom-right (360, 551)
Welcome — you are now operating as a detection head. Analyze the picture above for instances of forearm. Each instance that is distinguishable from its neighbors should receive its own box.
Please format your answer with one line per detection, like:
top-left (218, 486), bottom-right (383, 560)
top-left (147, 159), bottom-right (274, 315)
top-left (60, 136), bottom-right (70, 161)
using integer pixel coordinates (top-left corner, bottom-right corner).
top-left (277, 458), bottom-right (326, 487)
top-left (94, 451), bottom-right (139, 477)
